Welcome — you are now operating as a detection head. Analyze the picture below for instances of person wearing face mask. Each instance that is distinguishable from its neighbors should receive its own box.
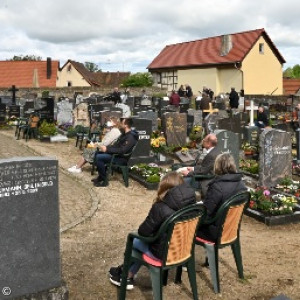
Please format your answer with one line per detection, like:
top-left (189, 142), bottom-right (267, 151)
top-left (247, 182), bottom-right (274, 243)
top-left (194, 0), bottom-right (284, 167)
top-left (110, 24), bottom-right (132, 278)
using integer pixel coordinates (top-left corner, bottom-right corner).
top-left (68, 117), bottom-right (121, 174)
top-left (92, 118), bottom-right (139, 187)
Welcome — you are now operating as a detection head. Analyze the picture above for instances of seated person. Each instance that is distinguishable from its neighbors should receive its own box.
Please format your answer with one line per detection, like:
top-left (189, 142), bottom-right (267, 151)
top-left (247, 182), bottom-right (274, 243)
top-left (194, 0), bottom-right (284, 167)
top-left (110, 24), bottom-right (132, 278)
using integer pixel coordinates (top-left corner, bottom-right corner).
top-left (108, 171), bottom-right (196, 290)
top-left (68, 117), bottom-right (121, 173)
top-left (92, 118), bottom-right (138, 187)
top-left (179, 134), bottom-right (219, 195)
top-left (197, 153), bottom-right (246, 242)
top-left (255, 106), bottom-right (269, 128)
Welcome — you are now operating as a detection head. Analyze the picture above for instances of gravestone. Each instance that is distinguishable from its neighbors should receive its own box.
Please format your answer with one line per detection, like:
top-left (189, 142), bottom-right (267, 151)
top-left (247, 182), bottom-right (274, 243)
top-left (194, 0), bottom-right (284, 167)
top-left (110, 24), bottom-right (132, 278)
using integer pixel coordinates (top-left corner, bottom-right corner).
top-left (130, 118), bottom-right (154, 165)
top-left (0, 103), bottom-right (6, 123)
top-left (57, 99), bottom-right (73, 125)
top-left (215, 129), bottom-right (240, 170)
top-left (89, 104), bottom-right (113, 121)
top-left (259, 129), bottom-right (292, 187)
top-left (204, 113), bottom-right (220, 134)
top-left (140, 96), bottom-right (152, 106)
top-left (244, 126), bottom-right (259, 146)
top-left (115, 103), bottom-right (131, 117)
top-left (73, 103), bottom-right (90, 127)
top-left (23, 101), bottom-right (35, 117)
top-left (98, 110), bottom-right (122, 126)
top-left (138, 111), bottom-right (158, 132)
top-left (8, 105), bottom-right (21, 118)
top-left (0, 157), bottom-right (61, 299)
top-left (36, 97), bottom-right (54, 122)
top-left (187, 114), bottom-right (194, 136)
top-left (231, 112), bottom-right (248, 142)
top-left (180, 103), bottom-right (190, 113)
top-left (187, 109), bottom-right (202, 126)
top-left (125, 97), bottom-right (135, 112)
top-left (162, 112), bottom-right (187, 147)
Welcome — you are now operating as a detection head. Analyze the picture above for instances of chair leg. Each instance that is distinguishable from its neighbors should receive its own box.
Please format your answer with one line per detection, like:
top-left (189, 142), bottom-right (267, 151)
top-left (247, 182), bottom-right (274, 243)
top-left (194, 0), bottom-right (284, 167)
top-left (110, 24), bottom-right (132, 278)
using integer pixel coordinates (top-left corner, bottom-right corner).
top-left (186, 258), bottom-right (199, 300)
top-left (231, 241), bottom-right (244, 279)
top-left (121, 168), bottom-right (129, 187)
top-left (162, 270), bottom-right (168, 286)
top-left (175, 266), bottom-right (182, 284)
top-left (205, 244), bottom-right (220, 293)
top-left (149, 266), bottom-right (163, 300)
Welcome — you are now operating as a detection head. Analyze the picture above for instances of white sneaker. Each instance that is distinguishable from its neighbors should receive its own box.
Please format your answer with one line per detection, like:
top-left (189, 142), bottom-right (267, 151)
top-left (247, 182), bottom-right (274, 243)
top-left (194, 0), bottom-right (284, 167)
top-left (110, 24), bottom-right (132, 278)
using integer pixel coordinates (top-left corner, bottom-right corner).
top-left (68, 166), bottom-right (82, 173)
top-left (67, 166), bottom-right (77, 172)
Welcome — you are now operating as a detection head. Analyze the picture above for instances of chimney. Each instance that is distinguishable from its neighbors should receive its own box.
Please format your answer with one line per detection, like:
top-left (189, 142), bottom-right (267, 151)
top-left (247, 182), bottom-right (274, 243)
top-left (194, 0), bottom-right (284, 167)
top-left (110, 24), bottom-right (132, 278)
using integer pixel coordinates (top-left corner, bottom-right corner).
top-left (220, 34), bottom-right (232, 56)
top-left (47, 57), bottom-right (52, 79)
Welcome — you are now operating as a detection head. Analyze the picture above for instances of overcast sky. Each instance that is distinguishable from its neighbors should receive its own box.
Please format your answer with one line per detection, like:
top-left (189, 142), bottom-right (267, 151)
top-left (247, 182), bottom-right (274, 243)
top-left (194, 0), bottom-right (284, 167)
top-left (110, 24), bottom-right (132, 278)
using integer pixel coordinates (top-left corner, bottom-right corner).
top-left (0, 0), bottom-right (299, 73)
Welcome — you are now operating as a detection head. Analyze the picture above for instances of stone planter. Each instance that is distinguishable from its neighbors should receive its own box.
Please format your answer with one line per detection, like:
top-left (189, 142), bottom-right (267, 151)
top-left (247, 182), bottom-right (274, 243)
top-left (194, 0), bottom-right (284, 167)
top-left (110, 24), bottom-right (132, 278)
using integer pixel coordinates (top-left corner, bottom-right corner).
top-left (245, 205), bottom-right (300, 226)
top-left (39, 135), bottom-right (51, 142)
top-left (129, 172), bottom-right (159, 190)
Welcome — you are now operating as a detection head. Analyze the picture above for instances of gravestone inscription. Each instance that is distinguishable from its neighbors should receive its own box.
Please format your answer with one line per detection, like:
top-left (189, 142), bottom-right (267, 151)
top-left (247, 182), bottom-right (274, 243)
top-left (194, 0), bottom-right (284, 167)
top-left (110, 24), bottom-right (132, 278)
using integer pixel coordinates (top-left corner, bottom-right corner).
top-left (215, 129), bottom-right (240, 170)
top-left (163, 112), bottom-right (187, 147)
top-left (0, 157), bottom-right (61, 299)
top-left (259, 129), bottom-right (292, 187)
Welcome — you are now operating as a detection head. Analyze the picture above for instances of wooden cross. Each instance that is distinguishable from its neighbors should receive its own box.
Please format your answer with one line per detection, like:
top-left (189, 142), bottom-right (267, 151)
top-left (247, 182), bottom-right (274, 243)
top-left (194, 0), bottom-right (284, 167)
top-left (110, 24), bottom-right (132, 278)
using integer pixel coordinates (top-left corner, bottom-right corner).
top-left (203, 103), bottom-right (219, 114)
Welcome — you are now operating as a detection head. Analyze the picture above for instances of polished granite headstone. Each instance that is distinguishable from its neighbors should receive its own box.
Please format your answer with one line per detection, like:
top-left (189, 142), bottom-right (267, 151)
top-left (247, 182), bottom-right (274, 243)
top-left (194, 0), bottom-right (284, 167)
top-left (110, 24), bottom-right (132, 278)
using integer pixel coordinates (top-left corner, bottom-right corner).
top-left (215, 129), bottom-right (240, 170)
top-left (137, 110), bottom-right (158, 132)
top-left (162, 112), bottom-right (187, 147)
top-left (0, 157), bottom-right (61, 299)
top-left (244, 126), bottom-right (259, 146)
top-left (0, 103), bottom-right (6, 123)
top-left (187, 109), bottom-right (202, 126)
top-left (98, 110), bottom-right (122, 126)
top-left (57, 99), bottom-right (73, 125)
top-left (130, 118), bottom-right (154, 165)
top-left (259, 129), bottom-right (292, 187)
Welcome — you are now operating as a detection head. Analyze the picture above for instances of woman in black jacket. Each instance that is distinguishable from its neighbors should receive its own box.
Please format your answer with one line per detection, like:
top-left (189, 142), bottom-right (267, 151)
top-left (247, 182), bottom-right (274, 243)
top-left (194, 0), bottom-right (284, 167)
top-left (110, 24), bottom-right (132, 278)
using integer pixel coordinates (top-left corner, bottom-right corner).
top-left (109, 171), bottom-right (196, 290)
top-left (197, 153), bottom-right (246, 242)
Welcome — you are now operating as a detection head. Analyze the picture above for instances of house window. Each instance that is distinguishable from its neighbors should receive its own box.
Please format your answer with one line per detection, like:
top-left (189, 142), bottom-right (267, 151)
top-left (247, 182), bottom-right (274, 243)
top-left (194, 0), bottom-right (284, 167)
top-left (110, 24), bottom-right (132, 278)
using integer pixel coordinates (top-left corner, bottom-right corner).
top-left (259, 43), bottom-right (264, 54)
top-left (67, 81), bottom-right (72, 87)
top-left (67, 65), bottom-right (72, 72)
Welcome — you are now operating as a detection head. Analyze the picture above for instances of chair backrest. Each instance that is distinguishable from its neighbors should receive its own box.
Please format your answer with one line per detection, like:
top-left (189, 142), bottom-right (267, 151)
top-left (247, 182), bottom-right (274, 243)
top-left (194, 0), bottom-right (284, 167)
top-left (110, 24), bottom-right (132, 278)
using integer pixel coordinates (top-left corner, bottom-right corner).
top-left (156, 204), bottom-right (203, 266)
top-left (214, 191), bottom-right (250, 246)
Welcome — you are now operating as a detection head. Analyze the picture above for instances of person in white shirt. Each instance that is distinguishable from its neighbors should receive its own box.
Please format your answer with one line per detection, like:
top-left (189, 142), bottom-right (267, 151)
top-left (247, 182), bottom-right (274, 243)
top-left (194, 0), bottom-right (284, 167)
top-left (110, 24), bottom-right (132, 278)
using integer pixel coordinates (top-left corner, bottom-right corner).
top-left (68, 117), bottom-right (121, 173)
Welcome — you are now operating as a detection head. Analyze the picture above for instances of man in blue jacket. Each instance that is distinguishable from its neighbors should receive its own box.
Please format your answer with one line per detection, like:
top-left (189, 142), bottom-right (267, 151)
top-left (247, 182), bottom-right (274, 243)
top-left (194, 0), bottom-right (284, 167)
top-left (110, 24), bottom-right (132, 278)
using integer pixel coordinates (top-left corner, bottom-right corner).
top-left (92, 118), bottom-right (139, 187)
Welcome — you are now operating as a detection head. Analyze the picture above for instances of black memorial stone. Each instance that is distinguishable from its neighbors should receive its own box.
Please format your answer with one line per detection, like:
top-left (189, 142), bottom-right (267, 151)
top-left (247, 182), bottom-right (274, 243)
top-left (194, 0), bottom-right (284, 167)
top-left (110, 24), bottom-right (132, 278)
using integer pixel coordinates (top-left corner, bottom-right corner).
top-left (0, 103), bottom-right (6, 123)
top-left (8, 85), bottom-right (19, 105)
top-left (37, 97), bottom-right (54, 122)
top-left (244, 126), bottom-right (259, 146)
top-left (130, 118), bottom-right (154, 165)
top-left (215, 129), bottom-right (240, 170)
top-left (98, 110), bottom-right (122, 126)
top-left (187, 114), bottom-right (194, 136)
top-left (0, 157), bottom-right (61, 299)
top-left (8, 105), bottom-right (21, 118)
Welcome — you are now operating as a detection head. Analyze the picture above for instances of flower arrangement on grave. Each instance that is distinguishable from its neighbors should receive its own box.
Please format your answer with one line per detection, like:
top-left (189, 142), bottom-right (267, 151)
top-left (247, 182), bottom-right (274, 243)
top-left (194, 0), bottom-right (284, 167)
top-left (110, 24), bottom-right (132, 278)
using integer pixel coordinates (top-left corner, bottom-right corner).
top-left (249, 186), bottom-right (297, 215)
top-left (189, 125), bottom-right (203, 147)
top-left (130, 163), bottom-right (171, 183)
top-left (239, 159), bottom-right (259, 174)
top-left (241, 142), bottom-right (258, 155)
top-left (151, 131), bottom-right (167, 153)
top-left (274, 176), bottom-right (300, 197)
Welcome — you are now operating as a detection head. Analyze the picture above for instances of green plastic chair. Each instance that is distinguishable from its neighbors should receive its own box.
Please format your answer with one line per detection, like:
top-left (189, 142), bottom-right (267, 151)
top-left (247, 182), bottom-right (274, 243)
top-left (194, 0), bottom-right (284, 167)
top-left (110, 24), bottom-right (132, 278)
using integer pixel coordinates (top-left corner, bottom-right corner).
top-left (118, 204), bottom-right (204, 300)
top-left (103, 143), bottom-right (138, 187)
top-left (15, 117), bottom-right (29, 140)
top-left (195, 191), bottom-right (250, 293)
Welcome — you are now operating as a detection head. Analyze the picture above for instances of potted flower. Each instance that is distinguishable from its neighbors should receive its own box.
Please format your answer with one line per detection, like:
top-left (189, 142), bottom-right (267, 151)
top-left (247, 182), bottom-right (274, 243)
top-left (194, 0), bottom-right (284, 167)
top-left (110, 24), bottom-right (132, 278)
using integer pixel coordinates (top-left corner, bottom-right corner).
top-left (38, 120), bottom-right (57, 141)
top-left (241, 142), bottom-right (258, 155)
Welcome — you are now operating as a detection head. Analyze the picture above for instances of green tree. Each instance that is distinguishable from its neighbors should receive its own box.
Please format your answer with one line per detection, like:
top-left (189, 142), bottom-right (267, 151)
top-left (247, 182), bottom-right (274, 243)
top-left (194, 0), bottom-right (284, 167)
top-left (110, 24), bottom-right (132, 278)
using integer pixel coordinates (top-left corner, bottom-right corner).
top-left (283, 64), bottom-right (300, 78)
top-left (9, 55), bottom-right (42, 61)
top-left (84, 62), bottom-right (101, 72)
top-left (121, 72), bottom-right (153, 87)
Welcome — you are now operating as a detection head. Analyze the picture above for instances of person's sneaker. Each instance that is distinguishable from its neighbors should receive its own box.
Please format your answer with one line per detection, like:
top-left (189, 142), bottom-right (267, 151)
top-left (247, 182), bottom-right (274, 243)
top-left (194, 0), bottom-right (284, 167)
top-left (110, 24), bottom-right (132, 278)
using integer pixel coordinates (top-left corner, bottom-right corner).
top-left (67, 166), bottom-right (77, 172)
top-left (109, 275), bottom-right (134, 290)
top-left (91, 177), bottom-right (101, 183)
top-left (94, 181), bottom-right (108, 187)
top-left (109, 265), bottom-right (123, 278)
top-left (68, 166), bottom-right (82, 174)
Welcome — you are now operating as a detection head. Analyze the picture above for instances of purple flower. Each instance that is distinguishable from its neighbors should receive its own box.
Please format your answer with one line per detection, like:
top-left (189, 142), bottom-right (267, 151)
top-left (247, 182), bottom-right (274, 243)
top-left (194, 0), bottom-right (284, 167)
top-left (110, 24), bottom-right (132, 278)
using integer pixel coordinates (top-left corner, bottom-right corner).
top-left (263, 190), bottom-right (270, 196)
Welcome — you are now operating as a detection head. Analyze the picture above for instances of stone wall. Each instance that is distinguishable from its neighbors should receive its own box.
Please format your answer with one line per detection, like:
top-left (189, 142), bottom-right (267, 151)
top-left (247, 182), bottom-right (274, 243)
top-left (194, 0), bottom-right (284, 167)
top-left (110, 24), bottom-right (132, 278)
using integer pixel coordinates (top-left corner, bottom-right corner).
top-left (0, 86), bottom-right (167, 100)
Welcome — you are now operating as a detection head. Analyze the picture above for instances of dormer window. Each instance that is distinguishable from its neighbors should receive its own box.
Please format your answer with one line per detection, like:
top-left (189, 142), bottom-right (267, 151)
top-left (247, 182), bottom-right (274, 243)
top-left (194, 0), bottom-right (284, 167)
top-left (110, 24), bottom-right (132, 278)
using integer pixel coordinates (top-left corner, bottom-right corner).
top-left (259, 43), bottom-right (264, 54)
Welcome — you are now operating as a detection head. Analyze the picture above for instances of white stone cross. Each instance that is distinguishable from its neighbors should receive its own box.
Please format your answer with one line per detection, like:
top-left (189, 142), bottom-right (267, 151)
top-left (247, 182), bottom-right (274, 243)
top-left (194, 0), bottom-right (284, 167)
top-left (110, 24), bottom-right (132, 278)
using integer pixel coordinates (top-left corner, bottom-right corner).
top-left (245, 99), bottom-right (259, 126)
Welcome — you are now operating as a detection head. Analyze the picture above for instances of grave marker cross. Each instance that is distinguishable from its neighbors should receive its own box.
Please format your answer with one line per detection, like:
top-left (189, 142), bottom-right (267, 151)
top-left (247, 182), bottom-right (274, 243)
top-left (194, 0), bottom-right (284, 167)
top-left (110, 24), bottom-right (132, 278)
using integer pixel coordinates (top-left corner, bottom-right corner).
top-left (203, 103), bottom-right (219, 115)
top-left (8, 85), bottom-right (19, 105)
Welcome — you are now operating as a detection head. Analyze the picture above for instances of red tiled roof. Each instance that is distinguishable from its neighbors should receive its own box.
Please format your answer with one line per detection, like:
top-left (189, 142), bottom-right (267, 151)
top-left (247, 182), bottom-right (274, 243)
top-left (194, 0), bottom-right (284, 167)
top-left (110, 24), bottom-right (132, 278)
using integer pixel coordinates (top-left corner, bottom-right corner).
top-left (283, 78), bottom-right (300, 95)
top-left (0, 60), bottom-right (59, 88)
top-left (61, 60), bottom-right (130, 87)
top-left (148, 28), bottom-right (285, 70)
